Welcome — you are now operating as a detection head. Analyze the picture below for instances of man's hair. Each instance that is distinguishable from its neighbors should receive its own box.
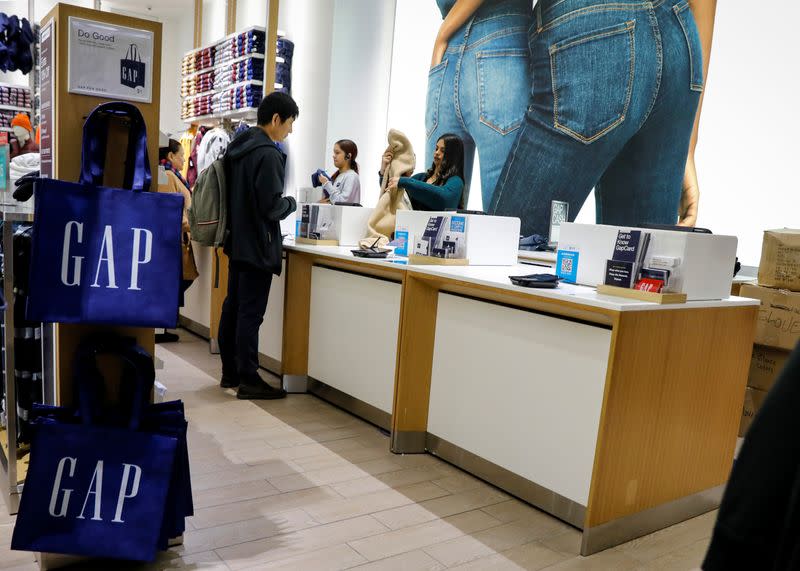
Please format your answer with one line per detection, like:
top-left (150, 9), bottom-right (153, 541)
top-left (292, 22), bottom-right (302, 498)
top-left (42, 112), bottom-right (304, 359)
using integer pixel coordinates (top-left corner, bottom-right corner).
top-left (257, 91), bottom-right (299, 126)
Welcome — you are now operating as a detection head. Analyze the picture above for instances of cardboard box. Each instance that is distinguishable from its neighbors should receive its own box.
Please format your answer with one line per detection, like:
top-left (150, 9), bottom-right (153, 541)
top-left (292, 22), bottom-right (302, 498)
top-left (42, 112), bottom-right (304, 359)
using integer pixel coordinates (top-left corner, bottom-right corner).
top-left (740, 283), bottom-right (800, 351)
top-left (758, 229), bottom-right (800, 291)
top-left (748, 344), bottom-right (791, 392)
top-left (739, 386), bottom-right (769, 437)
top-left (731, 280), bottom-right (756, 297)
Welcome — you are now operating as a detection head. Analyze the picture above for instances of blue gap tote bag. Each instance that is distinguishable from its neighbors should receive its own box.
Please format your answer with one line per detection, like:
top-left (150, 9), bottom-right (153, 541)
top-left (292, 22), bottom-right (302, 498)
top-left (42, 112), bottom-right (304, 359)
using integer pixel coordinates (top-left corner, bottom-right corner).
top-left (11, 335), bottom-right (179, 561)
top-left (26, 101), bottom-right (184, 328)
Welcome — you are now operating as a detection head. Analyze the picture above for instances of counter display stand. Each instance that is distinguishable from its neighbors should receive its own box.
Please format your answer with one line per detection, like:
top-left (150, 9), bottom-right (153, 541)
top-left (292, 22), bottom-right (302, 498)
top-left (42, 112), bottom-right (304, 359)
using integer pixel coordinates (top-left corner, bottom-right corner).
top-left (279, 241), bottom-right (759, 555)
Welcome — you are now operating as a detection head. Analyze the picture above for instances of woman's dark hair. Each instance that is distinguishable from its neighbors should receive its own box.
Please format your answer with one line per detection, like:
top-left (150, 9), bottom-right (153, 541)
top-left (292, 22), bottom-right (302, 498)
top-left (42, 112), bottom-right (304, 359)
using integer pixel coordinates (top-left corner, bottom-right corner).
top-left (332, 139), bottom-right (359, 181)
top-left (257, 91), bottom-right (299, 126)
top-left (425, 133), bottom-right (466, 208)
top-left (158, 138), bottom-right (181, 162)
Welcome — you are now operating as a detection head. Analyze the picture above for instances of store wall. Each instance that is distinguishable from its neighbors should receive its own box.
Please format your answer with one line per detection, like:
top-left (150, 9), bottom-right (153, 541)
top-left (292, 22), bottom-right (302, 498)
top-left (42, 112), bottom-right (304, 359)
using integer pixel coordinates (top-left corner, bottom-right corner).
top-left (101, 1), bottom-right (193, 138)
top-left (278, 0), bottom-right (335, 201)
top-left (201, 0), bottom-right (224, 45)
top-left (158, 11), bottom-right (193, 136)
top-left (693, 2), bottom-right (800, 265)
top-left (235, 0), bottom-right (267, 33)
top-left (324, 0), bottom-right (396, 208)
top-left (35, 0), bottom-right (93, 22)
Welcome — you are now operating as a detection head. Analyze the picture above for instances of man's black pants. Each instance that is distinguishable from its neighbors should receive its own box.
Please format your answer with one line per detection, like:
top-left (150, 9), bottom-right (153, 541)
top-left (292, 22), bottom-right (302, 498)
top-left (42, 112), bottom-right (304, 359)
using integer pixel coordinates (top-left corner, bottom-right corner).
top-left (218, 261), bottom-right (272, 380)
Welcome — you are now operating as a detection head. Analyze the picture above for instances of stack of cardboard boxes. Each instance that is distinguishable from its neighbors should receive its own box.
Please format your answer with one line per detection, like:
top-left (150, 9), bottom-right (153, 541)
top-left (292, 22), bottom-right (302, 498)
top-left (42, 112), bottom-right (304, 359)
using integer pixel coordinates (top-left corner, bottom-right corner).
top-left (739, 229), bottom-right (800, 436)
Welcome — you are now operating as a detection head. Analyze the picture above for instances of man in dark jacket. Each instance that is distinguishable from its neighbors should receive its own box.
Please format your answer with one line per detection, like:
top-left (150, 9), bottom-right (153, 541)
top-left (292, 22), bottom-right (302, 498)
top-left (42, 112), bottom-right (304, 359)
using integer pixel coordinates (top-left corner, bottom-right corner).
top-left (218, 92), bottom-right (298, 399)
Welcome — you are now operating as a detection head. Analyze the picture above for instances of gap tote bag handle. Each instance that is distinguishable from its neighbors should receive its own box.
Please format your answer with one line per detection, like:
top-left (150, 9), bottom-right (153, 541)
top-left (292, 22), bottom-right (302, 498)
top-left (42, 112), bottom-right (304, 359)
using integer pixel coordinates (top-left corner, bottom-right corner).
top-left (79, 101), bottom-right (151, 192)
top-left (73, 335), bottom-right (156, 431)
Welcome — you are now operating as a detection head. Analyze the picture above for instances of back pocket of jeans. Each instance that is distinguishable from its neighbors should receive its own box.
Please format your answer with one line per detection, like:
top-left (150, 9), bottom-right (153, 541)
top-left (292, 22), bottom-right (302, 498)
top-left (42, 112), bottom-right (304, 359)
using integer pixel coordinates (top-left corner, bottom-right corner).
top-left (673, 0), bottom-right (704, 92)
top-left (426, 60), bottom-right (448, 139)
top-left (477, 49), bottom-right (530, 135)
top-left (550, 20), bottom-right (635, 144)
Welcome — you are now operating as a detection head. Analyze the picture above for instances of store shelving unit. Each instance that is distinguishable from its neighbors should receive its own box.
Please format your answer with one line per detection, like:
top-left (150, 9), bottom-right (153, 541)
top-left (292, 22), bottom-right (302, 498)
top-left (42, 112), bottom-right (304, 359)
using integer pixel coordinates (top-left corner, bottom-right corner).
top-left (182, 106), bottom-right (259, 127)
top-left (0, 104), bottom-right (31, 113)
top-left (181, 26), bottom-right (268, 124)
top-left (0, 209), bottom-right (38, 514)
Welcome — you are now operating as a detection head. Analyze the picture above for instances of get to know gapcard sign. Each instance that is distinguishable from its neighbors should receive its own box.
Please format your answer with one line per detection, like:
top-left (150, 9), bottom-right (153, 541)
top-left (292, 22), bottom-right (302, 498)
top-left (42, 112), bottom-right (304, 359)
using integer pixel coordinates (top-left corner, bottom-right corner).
top-left (68, 17), bottom-right (154, 103)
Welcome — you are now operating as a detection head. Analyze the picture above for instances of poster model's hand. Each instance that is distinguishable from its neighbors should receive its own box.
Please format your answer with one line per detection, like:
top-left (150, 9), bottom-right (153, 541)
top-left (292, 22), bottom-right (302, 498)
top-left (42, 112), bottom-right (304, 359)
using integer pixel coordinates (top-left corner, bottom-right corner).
top-left (678, 154), bottom-right (699, 227)
top-left (318, 174), bottom-right (329, 186)
top-left (431, 38), bottom-right (448, 69)
top-left (388, 177), bottom-right (400, 191)
top-left (431, 0), bottom-right (486, 68)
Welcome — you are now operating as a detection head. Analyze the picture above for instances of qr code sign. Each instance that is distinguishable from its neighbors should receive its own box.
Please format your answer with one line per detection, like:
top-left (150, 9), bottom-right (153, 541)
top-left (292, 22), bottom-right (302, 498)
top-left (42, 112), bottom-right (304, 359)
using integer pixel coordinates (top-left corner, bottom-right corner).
top-left (560, 257), bottom-right (573, 275)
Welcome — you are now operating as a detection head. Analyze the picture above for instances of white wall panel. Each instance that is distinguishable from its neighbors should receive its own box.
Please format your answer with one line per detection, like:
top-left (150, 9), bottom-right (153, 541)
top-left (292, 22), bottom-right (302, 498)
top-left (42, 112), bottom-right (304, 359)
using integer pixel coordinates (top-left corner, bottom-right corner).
top-left (308, 267), bottom-right (401, 413)
top-left (324, 0), bottom-right (396, 208)
top-left (428, 293), bottom-right (611, 506)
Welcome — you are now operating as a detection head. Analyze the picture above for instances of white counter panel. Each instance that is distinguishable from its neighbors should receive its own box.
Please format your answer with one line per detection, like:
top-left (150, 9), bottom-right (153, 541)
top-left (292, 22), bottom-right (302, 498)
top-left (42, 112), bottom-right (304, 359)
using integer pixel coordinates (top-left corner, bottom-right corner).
top-left (258, 261), bottom-right (286, 364)
top-left (180, 243), bottom-right (213, 329)
top-left (308, 267), bottom-right (401, 414)
top-left (428, 293), bottom-right (612, 506)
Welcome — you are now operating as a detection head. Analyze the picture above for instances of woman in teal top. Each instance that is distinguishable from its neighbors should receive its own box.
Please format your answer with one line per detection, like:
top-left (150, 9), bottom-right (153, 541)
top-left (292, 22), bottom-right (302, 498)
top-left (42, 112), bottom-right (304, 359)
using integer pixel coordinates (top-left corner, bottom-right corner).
top-left (385, 133), bottom-right (466, 211)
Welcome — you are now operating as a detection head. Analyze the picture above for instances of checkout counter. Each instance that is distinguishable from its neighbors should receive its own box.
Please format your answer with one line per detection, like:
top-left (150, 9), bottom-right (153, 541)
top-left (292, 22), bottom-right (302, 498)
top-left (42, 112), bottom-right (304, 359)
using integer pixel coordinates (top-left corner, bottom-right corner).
top-left (180, 239), bottom-right (758, 556)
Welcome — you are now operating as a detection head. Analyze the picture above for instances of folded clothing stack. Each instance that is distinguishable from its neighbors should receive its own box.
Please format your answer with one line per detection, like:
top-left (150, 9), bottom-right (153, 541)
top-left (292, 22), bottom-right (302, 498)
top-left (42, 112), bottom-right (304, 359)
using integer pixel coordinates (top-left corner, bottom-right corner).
top-left (0, 108), bottom-right (21, 126)
top-left (9, 151), bottom-right (39, 183)
top-left (180, 70), bottom-right (214, 97)
top-left (181, 46), bottom-right (215, 75)
top-left (276, 38), bottom-right (294, 61)
top-left (181, 94), bottom-right (213, 119)
top-left (0, 84), bottom-right (31, 107)
top-left (275, 37), bottom-right (294, 94)
top-left (215, 29), bottom-right (266, 65)
top-left (211, 84), bottom-right (263, 114)
top-left (215, 58), bottom-right (264, 90)
top-left (275, 61), bottom-right (291, 93)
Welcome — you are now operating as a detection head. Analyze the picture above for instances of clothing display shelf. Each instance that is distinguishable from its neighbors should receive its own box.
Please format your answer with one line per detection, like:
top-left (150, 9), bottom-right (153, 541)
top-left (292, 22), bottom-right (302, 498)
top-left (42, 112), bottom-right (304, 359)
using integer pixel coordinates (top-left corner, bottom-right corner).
top-left (0, 83), bottom-right (31, 90)
top-left (213, 25), bottom-right (267, 48)
top-left (183, 106), bottom-right (258, 127)
top-left (0, 209), bottom-right (53, 515)
top-left (182, 26), bottom-right (267, 74)
top-left (0, 104), bottom-right (31, 113)
top-left (182, 53), bottom-right (265, 81)
top-left (183, 79), bottom-right (264, 102)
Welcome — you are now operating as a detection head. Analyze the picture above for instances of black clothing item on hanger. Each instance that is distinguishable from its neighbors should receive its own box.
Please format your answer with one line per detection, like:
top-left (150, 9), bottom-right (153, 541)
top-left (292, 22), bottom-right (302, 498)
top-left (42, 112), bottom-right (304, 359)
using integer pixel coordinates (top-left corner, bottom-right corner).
top-left (703, 341), bottom-right (800, 570)
top-left (13, 170), bottom-right (38, 202)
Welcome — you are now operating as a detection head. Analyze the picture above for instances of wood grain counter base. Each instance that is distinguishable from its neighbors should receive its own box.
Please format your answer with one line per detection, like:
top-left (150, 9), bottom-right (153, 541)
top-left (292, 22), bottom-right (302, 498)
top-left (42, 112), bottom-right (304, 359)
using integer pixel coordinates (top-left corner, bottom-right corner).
top-left (390, 270), bottom-right (758, 555)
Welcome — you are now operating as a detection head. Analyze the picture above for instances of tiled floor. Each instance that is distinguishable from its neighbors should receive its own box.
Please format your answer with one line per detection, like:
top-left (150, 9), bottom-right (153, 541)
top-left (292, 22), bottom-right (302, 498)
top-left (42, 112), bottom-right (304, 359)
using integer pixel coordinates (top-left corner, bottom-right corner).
top-left (0, 330), bottom-right (714, 570)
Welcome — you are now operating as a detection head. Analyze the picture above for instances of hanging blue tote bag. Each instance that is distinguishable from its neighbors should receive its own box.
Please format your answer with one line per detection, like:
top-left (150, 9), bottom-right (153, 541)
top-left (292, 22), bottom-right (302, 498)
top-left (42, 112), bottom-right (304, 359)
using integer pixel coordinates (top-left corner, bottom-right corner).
top-left (26, 101), bottom-right (183, 328)
top-left (11, 335), bottom-right (179, 561)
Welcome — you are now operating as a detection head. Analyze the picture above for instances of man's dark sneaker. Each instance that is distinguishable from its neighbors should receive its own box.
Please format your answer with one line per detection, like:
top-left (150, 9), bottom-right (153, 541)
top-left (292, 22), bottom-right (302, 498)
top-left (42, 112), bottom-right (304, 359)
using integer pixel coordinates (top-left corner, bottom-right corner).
top-left (237, 377), bottom-right (287, 400)
top-left (220, 376), bottom-right (239, 389)
top-left (155, 332), bottom-right (180, 344)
